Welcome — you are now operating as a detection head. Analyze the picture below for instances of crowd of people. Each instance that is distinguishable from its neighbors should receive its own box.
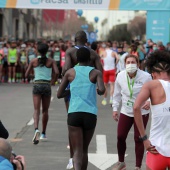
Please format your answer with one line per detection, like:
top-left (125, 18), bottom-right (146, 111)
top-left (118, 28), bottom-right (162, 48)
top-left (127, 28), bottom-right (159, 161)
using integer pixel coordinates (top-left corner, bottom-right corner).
top-left (1, 30), bottom-right (170, 170)
top-left (0, 37), bottom-right (169, 85)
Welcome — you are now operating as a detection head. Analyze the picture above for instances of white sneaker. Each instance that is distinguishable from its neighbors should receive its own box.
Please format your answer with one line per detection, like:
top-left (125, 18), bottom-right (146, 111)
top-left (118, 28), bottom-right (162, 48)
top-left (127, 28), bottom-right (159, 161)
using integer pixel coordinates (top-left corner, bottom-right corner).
top-left (66, 158), bottom-right (73, 169)
top-left (40, 134), bottom-right (48, 141)
top-left (32, 129), bottom-right (40, 145)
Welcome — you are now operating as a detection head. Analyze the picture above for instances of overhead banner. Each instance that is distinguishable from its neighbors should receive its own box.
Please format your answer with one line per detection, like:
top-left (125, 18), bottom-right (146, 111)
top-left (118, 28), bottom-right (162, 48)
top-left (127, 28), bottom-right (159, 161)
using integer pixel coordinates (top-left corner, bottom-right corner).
top-left (146, 11), bottom-right (170, 45)
top-left (1, 0), bottom-right (170, 10)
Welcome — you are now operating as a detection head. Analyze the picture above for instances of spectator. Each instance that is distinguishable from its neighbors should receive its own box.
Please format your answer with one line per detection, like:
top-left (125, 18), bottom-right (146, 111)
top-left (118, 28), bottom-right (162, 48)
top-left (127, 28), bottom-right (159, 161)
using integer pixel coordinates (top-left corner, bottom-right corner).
top-left (0, 138), bottom-right (26, 170)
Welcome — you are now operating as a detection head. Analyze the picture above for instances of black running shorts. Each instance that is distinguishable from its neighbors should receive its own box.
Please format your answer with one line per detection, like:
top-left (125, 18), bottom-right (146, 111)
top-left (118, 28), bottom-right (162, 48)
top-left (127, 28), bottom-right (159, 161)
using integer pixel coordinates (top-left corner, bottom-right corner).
top-left (33, 83), bottom-right (51, 96)
top-left (67, 112), bottom-right (97, 130)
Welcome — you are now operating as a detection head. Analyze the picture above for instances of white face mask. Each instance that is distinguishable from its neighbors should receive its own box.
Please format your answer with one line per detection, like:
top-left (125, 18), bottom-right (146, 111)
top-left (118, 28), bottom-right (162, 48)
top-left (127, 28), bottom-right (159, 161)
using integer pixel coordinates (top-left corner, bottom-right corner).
top-left (126, 64), bottom-right (137, 74)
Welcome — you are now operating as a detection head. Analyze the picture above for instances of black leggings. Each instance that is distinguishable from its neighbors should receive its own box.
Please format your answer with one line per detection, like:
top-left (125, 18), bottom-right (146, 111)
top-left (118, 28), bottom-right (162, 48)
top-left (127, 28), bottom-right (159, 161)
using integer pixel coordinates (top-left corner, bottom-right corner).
top-left (0, 121), bottom-right (9, 139)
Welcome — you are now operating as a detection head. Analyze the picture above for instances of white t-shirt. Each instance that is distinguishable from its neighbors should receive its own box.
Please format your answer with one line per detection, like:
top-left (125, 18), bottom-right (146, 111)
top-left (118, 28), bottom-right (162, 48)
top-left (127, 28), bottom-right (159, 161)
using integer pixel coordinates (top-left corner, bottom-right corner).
top-left (149, 80), bottom-right (170, 157)
top-left (103, 49), bottom-right (116, 71)
top-left (116, 52), bottom-right (128, 73)
top-left (112, 69), bottom-right (152, 117)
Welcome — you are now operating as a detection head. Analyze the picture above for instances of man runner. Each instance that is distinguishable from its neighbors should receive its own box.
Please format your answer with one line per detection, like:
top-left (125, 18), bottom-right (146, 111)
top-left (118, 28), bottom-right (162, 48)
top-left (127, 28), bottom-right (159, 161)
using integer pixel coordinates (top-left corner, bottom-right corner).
top-left (61, 30), bottom-right (103, 169)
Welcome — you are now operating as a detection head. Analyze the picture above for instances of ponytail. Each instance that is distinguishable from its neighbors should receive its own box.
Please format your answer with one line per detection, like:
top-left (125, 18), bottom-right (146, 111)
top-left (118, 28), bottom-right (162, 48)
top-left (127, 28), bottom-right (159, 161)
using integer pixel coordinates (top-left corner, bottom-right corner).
top-left (37, 43), bottom-right (49, 67)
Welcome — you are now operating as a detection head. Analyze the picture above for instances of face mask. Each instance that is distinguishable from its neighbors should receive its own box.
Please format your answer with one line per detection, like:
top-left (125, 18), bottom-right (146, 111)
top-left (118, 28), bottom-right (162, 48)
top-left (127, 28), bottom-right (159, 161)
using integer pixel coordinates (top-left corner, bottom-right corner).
top-left (101, 44), bottom-right (106, 48)
top-left (126, 64), bottom-right (137, 74)
top-left (153, 47), bottom-right (157, 51)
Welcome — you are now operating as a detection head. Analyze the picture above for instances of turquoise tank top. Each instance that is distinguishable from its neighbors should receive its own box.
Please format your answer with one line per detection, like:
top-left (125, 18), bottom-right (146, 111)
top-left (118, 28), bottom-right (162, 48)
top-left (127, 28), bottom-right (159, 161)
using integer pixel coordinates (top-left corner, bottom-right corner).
top-left (68, 66), bottom-right (97, 115)
top-left (34, 66), bottom-right (52, 81)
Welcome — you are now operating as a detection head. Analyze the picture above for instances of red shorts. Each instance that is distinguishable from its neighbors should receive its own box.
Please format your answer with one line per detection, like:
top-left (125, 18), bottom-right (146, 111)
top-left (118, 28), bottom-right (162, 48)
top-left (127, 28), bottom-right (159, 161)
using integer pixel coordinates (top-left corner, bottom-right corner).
top-left (103, 69), bottom-right (116, 83)
top-left (146, 151), bottom-right (170, 170)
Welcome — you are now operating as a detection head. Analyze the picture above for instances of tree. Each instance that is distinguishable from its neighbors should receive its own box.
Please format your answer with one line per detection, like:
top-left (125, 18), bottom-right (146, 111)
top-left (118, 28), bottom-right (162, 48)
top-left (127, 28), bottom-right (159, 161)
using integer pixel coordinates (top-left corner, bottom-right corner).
top-left (107, 24), bottom-right (132, 43)
top-left (127, 16), bottom-right (146, 40)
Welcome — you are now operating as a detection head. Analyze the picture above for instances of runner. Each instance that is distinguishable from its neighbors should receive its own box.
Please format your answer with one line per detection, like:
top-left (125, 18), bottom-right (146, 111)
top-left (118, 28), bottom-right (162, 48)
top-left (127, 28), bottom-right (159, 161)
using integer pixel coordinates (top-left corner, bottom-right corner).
top-left (2, 43), bottom-right (8, 82)
top-left (134, 50), bottom-right (170, 170)
top-left (62, 30), bottom-right (102, 75)
top-left (25, 43), bottom-right (59, 145)
top-left (0, 42), bottom-right (4, 83)
top-left (7, 41), bottom-right (18, 83)
top-left (101, 42), bottom-right (119, 105)
top-left (112, 54), bottom-right (152, 170)
top-left (19, 44), bottom-right (28, 83)
top-left (57, 47), bottom-right (105, 170)
top-left (26, 42), bottom-right (37, 83)
top-left (61, 30), bottom-right (103, 169)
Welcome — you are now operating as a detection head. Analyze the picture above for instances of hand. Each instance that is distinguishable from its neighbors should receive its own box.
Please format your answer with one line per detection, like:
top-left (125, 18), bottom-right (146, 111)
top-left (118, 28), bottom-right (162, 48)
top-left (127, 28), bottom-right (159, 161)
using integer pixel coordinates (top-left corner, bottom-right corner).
top-left (8, 62), bottom-right (10, 66)
top-left (97, 89), bottom-right (102, 95)
top-left (143, 140), bottom-right (158, 154)
top-left (142, 101), bottom-right (150, 110)
top-left (12, 155), bottom-right (25, 170)
top-left (15, 62), bottom-right (17, 66)
top-left (51, 80), bottom-right (55, 86)
top-left (113, 111), bottom-right (119, 122)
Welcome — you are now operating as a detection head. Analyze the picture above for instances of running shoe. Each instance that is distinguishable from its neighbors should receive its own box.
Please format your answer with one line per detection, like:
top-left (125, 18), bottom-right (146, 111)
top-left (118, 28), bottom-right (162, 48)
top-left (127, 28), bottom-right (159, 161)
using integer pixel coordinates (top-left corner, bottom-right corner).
top-left (8, 78), bottom-right (11, 83)
top-left (66, 158), bottom-right (73, 169)
top-left (40, 134), bottom-right (48, 141)
top-left (110, 99), bottom-right (113, 104)
top-left (12, 78), bottom-right (15, 83)
top-left (102, 99), bottom-right (107, 106)
top-left (32, 129), bottom-right (40, 145)
top-left (112, 162), bottom-right (126, 170)
top-left (134, 167), bottom-right (141, 170)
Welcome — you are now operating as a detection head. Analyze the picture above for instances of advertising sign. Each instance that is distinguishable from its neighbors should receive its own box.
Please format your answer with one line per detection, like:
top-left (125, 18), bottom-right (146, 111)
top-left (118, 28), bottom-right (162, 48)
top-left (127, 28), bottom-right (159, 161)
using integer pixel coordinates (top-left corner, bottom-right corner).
top-left (146, 11), bottom-right (170, 45)
top-left (1, 0), bottom-right (170, 10)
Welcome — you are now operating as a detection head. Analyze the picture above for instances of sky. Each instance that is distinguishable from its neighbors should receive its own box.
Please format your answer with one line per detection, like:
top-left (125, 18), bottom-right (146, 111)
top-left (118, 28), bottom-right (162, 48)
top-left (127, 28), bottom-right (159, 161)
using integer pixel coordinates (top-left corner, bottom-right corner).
top-left (82, 10), bottom-right (135, 39)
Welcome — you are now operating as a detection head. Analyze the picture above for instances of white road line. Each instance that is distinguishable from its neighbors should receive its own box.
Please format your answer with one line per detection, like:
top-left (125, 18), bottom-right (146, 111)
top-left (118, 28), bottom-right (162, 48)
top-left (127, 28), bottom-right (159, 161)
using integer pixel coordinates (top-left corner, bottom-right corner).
top-left (27, 117), bottom-right (34, 126)
top-left (88, 134), bottom-right (128, 170)
top-left (51, 96), bottom-right (54, 102)
top-left (96, 135), bottom-right (107, 154)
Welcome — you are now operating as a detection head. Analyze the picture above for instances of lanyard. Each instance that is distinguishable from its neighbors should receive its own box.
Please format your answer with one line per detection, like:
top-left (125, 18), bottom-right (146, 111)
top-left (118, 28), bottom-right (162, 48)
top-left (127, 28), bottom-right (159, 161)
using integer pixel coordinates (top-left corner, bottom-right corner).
top-left (127, 74), bottom-right (135, 99)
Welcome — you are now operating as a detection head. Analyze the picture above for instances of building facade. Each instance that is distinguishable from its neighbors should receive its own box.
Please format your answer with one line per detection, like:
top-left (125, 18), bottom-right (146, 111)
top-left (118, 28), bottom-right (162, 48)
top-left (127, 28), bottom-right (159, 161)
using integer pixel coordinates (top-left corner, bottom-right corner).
top-left (0, 8), bottom-right (42, 41)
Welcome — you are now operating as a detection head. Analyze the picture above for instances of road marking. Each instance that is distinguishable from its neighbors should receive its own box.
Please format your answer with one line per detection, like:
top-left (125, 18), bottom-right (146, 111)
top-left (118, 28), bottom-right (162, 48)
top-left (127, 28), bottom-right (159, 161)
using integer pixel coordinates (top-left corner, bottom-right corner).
top-left (88, 135), bottom-right (127, 170)
top-left (96, 135), bottom-right (107, 154)
top-left (51, 96), bottom-right (54, 102)
top-left (27, 117), bottom-right (34, 126)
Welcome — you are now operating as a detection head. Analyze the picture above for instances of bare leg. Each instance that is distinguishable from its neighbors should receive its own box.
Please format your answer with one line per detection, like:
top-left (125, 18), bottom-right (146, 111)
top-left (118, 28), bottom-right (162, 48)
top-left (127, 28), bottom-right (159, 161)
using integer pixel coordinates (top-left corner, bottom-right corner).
top-left (0, 65), bottom-right (3, 81)
top-left (68, 126), bottom-right (83, 170)
top-left (33, 94), bottom-right (41, 129)
top-left (103, 83), bottom-right (108, 98)
top-left (12, 66), bottom-right (16, 81)
top-left (41, 95), bottom-right (51, 134)
top-left (8, 66), bottom-right (11, 81)
top-left (81, 128), bottom-right (95, 170)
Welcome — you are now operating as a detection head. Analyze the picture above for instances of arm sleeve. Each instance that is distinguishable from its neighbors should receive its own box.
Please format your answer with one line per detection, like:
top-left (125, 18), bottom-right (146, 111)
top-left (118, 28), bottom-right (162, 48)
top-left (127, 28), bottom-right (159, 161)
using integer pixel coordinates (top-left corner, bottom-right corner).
top-left (112, 75), bottom-right (122, 111)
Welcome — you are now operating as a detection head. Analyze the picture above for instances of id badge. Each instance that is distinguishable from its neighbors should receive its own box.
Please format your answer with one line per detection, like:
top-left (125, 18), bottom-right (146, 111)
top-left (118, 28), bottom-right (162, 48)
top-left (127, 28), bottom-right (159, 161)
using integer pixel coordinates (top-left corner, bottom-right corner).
top-left (127, 100), bottom-right (134, 107)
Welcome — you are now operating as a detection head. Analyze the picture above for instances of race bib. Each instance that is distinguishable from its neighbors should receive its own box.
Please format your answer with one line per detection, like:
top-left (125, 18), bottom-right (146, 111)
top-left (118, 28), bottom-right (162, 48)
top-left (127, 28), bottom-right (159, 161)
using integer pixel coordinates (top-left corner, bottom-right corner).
top-left (54, 54), bottom-right (60, 61)
top-left (29, 54), bottom-right (35, 61)
top-left (127, 100), bottom-right (134, 107)
top-left (20, 56), bottom-right (26, 63)
top-left (10, 56), bottom-right (16, 62)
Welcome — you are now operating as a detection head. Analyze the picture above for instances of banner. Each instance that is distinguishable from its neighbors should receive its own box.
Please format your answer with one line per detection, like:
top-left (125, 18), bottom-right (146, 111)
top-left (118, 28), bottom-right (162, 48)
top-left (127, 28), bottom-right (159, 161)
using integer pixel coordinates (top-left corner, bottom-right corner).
top-left (1, 0), bottom-right (170, 10)
top-left (146, 11), bottom-right (170, 45)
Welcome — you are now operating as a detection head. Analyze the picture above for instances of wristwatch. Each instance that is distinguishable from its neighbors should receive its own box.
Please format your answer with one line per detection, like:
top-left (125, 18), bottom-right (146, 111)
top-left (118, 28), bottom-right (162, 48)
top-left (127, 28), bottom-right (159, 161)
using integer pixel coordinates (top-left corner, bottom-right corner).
top-left (139, 135), bottom-right (147, 142)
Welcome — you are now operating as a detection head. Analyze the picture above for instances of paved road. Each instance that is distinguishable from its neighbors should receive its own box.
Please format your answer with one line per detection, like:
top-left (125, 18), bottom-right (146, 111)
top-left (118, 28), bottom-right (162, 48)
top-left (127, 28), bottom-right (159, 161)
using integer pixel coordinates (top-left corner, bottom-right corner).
top-left (0, 84), bottom-right (150, 170)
